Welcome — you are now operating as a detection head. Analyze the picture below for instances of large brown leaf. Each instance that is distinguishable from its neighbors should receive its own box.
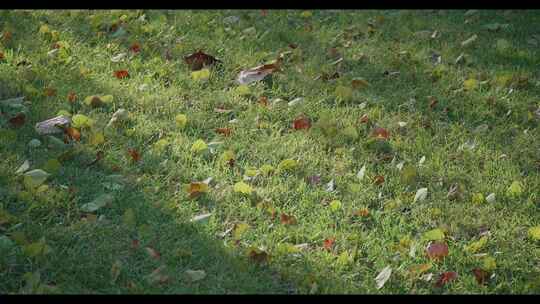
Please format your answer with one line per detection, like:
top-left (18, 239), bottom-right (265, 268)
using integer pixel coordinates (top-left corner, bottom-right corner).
top-left (184, 50), bottom-right (220, 71)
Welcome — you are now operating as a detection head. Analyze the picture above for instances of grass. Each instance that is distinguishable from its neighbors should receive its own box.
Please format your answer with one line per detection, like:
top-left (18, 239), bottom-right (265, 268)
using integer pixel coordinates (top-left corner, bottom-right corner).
top-left (0, 9), bottom-right (539, 294)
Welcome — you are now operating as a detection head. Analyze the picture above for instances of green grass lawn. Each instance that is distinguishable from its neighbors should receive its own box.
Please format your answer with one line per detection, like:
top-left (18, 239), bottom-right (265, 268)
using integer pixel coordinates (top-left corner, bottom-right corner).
top-left (1, 9), bottom-right (539, 294)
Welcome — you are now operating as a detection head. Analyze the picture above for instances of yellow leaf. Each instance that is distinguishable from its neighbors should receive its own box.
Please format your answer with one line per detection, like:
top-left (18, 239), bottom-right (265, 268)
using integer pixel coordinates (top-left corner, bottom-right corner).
top-left (300, 11), bottom-right (312, 18)
top-left (528, 226), bottom-right (540, 240)
top-left (89, 132), bottom-right (105, 146)
top-left (236, 84), bottom-right (251, 96)
top-left (190, 139), bottom-right (208, 154)
top-left (483, 256), bottom-right (497, 271)
top-left (153, 139), bottom-right (169, 153)
top-left (259, 164), bottom-right (274, 176)
top-left (56, 110), bottom-right (71, 117)
top-left (72, 114), bottom-right (94, 129)
top-left (335, 85), bottom-right (353, 101)
top-left (471, 193), bottom-right (484, 204)
top-left (220, 150), bottom-right (235, 166)
top-left (464, 79), bottom-right (478, 91)
top-left (277, 159), bottom-right (298, 172)
top-left (191, 68), bottom-right (210, 82)
top-left (233, 223), bottom-right (250, 240)
top-left (175, 114), bottom-right (188, 129)
top-left (465, 236), bottom-right (488, 254)
top-left (233, 181), bottom-right (253, 195)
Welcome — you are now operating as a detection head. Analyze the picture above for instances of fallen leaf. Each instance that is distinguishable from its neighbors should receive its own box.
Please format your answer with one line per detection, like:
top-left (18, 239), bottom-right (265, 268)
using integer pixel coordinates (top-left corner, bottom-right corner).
top-left (528, 226), bottom-right (540, 240)
top-left (237, 60), bottom-right (281, 85)
top-left (185, 270), bottom-right (206, 282)
top-left (44, 87), bottom-right (57, 97)
top-left (215, 127), bottom-right (232, 136)
top-left (233, 181), bottom-right (253, 195)
top-left (113, 70), bottom-right (129, 80)
top-left (307, 175), bottom-right (321, 185)
top-left (145, 247), bottom-right (161, 260)
top-left (146, 266), bottom-right (169, 285)
top-left (435, 271), bottom-right (457, 287)
top-left (233, 223), bottom-right (250, 240)
top-left (15, 160), bottom-right (31, 174)
top-left (409, 263), bottom-right (433, 277)
top-left (129, 42), bottom-right (141, 53)
top-left (353, 208), bottom-right (369, 217)
top-left (464, 78), bottom-right (478, 91)
top-left (414, 188), bottom-right (428, 203)
top-left (357, 165), bottom-right (366, 180)
top-left (277, 159), bottom-right (298, 172)
top-left (424, 229), bottom-right (445, 241)
top-left (184, 50), bottom-right (220, 71)
top-left (127, 148), bottom-right (141, 162)
top-left (372, 127), bottom-right (390, 139)
top-left (293, 116), bottom-right (311, 130)
top-left (483, 256), bottom-right (497, 271)
top-left (426, 242), bottom-right (449, 261)
top-left (23, 169), bottom-right (50, 189)
top-left (323, 237), bottom-right (335, 251)
top-left (506, 181), bottom-right (523, 198)
top-left (8, 113), bottom-right (26, 128)
top-left (465, 236), bottom-right (488, 254)
top-left (280, 213), bottom-right (297, 225)
top-left (190, 213), bottom-right (212, 224)
top-left (359, 114), bottom-right (369, 124)
top-left (373, 175), bottom-right (385, 185)
top-left (461, 34), bottom-right (478, 47)
top-left (375, 266), bottom-right (392, 289)
top-left (111, 260), bottom-right (122, 283)
top-left (64, 127), bottom-right (81, 141)
top-left (472, 268), bottom-right (489, 285)
top-left (43, 158), bottom-right (61, 175)
top-left (335, 85), bottom-right (353, 101)
top-left (80, 194), bottom-right (113, 213)
top-left (486, 193), bottom-right (496, 203)
top-left (351, 78), bottom-right (369, 89)
top-left (247, 247), bottom-right (270, 264)
top-left (186, 182), bottom-right (209, 199)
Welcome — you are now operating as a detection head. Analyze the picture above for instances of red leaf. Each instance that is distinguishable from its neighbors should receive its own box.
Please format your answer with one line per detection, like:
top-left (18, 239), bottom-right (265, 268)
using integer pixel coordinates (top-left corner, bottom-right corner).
top-left (426, 242), bottom-right (449, 261)
top-left (127, 148), bottom-right (141, 162)
top-left (293, 116), bottom-right (311, 130)
top-left (145, 247), bottom-right (161, 260)
top-left (472, 268), bottom-right (489, 285)
top-left (44, 87), bottom-right (57, 97)
top-left (0, 51), bottom-right (4, 61)
top-left (184, 50), bottom-right (220, 71)
top-left (280, 213), bottom-right (297, 225)
top-left (435, 271), bottom-right (458, 288)
top-left (114, 70), bottom-right (130, 79)
top-left (372, 127), bottom-right (390, 139)
top-left (129, 42), bottom-right (141, 53)
top-left (131, 239), bottom-right (140, 249)
top-left (215, 127), bottom-right (232, 137)
top-left (64, 127), bottom-right (81, 141)
top-left (373, 175), bottom-right (385, 185)
top-left (323, 237), bottom-right (335, 251)
top-left (8, 113), bottom-right (26, 128)
top-left (67, 92), bottom-right (77, 103)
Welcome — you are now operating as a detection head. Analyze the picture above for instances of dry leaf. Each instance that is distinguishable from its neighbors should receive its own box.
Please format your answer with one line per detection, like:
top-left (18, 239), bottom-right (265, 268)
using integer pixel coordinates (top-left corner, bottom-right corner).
top-left (280, 213), bottom-right (297, 225)
top-left (237, 60), bottom-right (281, 85)
top-left (426, 242), bottom-right (449, 261)
top-left (375, 266), bottom-right (392, 289)
top-left (114, 70), bottom-right (129, 79)
top-left (435, 271), bottom-right (457, 288)
top-left (472, 268), bottom-right (489, 285)
top-left (293, 116), bottom-right (311, 130)
top-left (127, 148), bottom-right (141, 162)
top-left (215, 127), bottom-right (232, 136)
top-left (323, 237), bottom-right (335, 251)
top-left (184, 50), bottom-right (220, 71)
top-left (145, 247), bottom-right (161, 260)
top-left (372, 127), bottom-right (390, 139)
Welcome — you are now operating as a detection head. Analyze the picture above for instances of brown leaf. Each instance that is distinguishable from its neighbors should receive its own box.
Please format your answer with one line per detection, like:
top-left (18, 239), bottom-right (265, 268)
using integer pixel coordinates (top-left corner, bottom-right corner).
top-left (86, 150), bottom-right (104, 167)
top-left (2, 31), bottom-right (12, 42)
top-left (67, 92), bottom-right (77, 103)
top-left (114, 70), bottom-right (129, 79)
top-left (64, 127), bottom-right (81, 141)
top-left (237, 60), bottom-right (282, 85)
top-left (44, 87), bottom-right (57, 97)
top-left (131, 239), bottom-right (140, 250)
top-left (373, 175), bottom-right (385, 185)
top-left (8, 113), bottom-right (26, 128)
top-left (472, 268), bottom-right (489, 285)
top-left (127, 148), bottom-right (141, 163)
top-left (258, 96), bottom-right (269, 107)
top-left (129, 42), bottom-right (141, 53)
top-left (215, 127), bottom-right (232, 136)
top-left (248, 248), bottom-right (270, 264)
top-left (320, 72), bottom-right (340, 81)
top-left (147, 266), bottom-right (170, 285)
top-left (307, 175), bottom-right (321, 186)
top-left (293, 116), bottom-right (311, 130)
top-left (323, 237), bottom-right (335, 251)
top-left (187, 182), bottom-right (209, 199)
top-left (372, 127), bottom-right (390, 139)
top-left (288, 43), bottom-right (298, 49)
top-left (280, 213), bottom-right (297, 225)
top-left (145, 247), bottom-right (161, 260)
top-left (359, 114), bottom-right (369, 124)
top-left (184, 50), bottom-right (220, 71)
top-left (214, 107), bottom-right (233, 114)
top-left (426, 242), bottom-right (449, 261)
top-left (435, 271), bottom-right (458, 288)
top-left (353, 208), bottom-right (370, 217)
top-left (428, 96), bottom-right (438, 109)
top-left (261, 10), bottom-right (268, 17)
top-left (0, 51), bottom-right (5, 61)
